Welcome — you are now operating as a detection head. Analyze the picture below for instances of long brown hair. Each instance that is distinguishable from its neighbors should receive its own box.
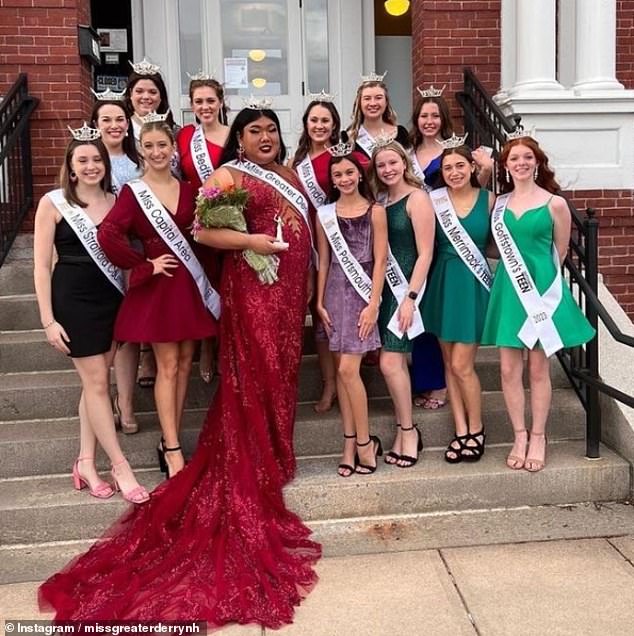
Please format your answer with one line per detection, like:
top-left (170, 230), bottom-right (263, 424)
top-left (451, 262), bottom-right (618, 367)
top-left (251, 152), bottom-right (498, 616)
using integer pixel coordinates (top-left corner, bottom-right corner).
top-left (368, 141), bottom-right (422, 196)
top-left (124, 72), bottom-right (176, 129)
top-left (189, 78), bottom-right (228, 125)
top-left (90, 100), bottom-right (140, 168)
top-left (60, 138), bottom-right (112, 207)
top-left (327, 153), bottom-right (375, 202)
top-left (348, 81), bottom-right (398, 142)
top-left (438, 146), bottom-right (480, 189)
top-left (408, 95), bottom-right (454, 148)
top-left (291, 100), bottom-right (341, 168)
top-left (499, 137), bottom-right (560, 194)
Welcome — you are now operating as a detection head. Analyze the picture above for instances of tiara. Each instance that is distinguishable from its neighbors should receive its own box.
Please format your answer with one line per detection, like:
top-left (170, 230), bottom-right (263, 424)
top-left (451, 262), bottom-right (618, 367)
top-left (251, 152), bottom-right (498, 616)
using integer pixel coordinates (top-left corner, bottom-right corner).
top-left (67, 122), bottom-right (101, 142)
top-left (139, 110), bottom-right (170, 124)
top-left (506, 124), bottom-right (536, 141)
top-left (326, 138), bottom-right (355, 158)
top-left (436, 132), bottom-right (469, 150)
top-left (370, 128), bottom-right (398, 152)
top-left (360, 71), bottom-right (387, 84)
top-left (416, 84), bottom-right (445, 98)
top-left (129, 57), bottom-right (161, 76)
top-left (242, 95), bottom-right (273, 110)
top-left (187, 70), bottom-right (217, 82)
top-left (307, 89), bottom-right (335, 103)
top-left (90, 88), bottom-right (125, 102)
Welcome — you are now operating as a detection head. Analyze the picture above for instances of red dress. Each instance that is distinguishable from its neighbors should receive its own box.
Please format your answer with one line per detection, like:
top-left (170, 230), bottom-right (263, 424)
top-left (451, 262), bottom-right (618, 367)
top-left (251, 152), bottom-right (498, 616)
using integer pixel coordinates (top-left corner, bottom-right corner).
top-left (97, 181), bottom-right (216, 343)
top-left (39, 167), bottom-right (321, 629)
top-left (176, 124), bottom-right (224, 192)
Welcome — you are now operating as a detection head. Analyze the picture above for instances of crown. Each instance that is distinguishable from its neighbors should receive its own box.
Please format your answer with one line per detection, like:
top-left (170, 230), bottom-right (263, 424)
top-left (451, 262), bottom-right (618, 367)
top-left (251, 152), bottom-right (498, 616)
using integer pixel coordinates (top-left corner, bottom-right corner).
top-left (90, 87), bottom-right (126, 102)
top-left (506, 124), bottom-right (537, 141)
top-left (360, 71), bottom-right (387, 84)
top-left (67, 122), bottom-right (101, 142)
top-left (307, 89), bottom-right (335, 103)
top-left (326, 138), bottom-right (355, 158)
top-left (139, 110), bottom-right (170, 124)
top-left (370, 128), bottom-right (398, 152)
top-left (436, 132), bottom-right (469, 150)
top-left (416, 84), bottom-right (446, 98)
top-left (242, 95), bottom-right (273, 110)
top-left (187, 70), bottom-right (217, 82)
top-left (129, 57), bottom-right (161, 76)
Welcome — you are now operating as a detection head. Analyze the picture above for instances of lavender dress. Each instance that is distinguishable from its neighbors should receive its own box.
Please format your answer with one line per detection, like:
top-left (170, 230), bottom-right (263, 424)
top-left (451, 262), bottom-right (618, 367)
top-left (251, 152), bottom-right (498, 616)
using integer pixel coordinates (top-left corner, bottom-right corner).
top-left (324, 207), bottom-right (381, 354)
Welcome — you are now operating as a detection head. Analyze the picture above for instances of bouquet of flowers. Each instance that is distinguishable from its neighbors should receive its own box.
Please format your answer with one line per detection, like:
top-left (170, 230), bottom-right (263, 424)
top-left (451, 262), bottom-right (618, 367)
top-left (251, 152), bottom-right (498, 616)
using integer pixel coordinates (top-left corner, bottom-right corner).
top-left (193, 185), bottom-right (280, 284)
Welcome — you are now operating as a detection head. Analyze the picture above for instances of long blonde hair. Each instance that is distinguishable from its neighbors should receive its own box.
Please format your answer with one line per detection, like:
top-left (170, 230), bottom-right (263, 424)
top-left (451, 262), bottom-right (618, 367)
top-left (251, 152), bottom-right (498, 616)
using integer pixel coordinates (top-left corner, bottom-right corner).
top-left (348, 81), bottom-right (398, 142)
top-left (367, 141), bottom-right (422, 196)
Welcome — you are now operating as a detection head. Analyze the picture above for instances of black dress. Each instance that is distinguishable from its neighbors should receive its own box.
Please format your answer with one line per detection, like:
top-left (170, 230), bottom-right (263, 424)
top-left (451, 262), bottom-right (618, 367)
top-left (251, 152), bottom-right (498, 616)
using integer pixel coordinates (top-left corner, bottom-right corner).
top-left (51, 218), bottom-right (122, 357)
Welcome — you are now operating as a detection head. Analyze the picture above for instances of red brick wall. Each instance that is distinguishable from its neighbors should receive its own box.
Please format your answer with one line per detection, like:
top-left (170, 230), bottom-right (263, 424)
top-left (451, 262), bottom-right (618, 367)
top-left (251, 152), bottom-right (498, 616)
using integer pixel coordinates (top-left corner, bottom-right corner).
top-left (616, 0), bottom-right (634, 89)
top-left (0, 0), bottom-right (92, 231)
top-left (411, 0), bottom-right (501, 123)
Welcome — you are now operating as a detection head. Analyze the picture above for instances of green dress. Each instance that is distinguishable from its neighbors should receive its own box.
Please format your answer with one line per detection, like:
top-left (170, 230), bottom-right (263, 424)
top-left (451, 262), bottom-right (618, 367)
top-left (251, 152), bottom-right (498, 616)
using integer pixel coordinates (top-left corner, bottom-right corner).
top-left (423, 188), bottom-right (491, 343)
top-left (481, 201), bottom-right (595, 349)
top-left (378, 194), bottom-right (421, 353)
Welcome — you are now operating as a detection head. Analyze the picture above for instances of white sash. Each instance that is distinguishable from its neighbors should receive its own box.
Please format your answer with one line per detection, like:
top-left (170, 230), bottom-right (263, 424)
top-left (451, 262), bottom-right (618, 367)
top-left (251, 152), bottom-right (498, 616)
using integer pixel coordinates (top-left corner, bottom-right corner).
top-left (430, 187), bottom-right (492, 291)
top-left (190, 125), bottom-right (215, 184)
top-left (48, 189), bottom-right (125, 295)
top-left (491, 194), bottom-right (564, 356)
top-left (355, 126), bottom-right (375, 158)
top-left (110, 171), bottom-right (122, 197)
top-left (317, 203), bottom-right (372, 303)
top-left (128, 180), bottom-right (221, 319)
top-left (385, 248), bottom-right (425, 339)
top-left (296, 154), bottom-right (327, 209)
top-left (409, 150), bottom-right (432, 193)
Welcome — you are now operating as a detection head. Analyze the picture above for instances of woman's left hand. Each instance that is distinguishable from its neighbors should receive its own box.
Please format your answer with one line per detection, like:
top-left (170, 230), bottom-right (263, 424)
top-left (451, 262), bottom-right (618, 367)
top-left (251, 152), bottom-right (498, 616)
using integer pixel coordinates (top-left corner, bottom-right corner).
top-left (472, 146), bottom-right (494, 173)
top-left (358, 303), bottom-right (379, 341)
top-left (398, 297), bottom-right (415, 333)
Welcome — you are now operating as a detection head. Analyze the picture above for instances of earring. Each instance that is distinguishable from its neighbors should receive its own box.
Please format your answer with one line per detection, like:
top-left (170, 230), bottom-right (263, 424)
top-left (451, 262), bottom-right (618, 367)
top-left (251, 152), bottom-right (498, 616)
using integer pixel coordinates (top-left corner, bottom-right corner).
top-left (333, 184), bottom-right (339, 189)
top-left (237, 143), bottom-right (245, 162)
top-left (70, 171), bottom-right (77, 181)
top-left (534, 166), bottom-right (539, 180)
top-left (359, 176), bottom-right (363, 182)
top-left (505, 168), bottom-right (510, 181)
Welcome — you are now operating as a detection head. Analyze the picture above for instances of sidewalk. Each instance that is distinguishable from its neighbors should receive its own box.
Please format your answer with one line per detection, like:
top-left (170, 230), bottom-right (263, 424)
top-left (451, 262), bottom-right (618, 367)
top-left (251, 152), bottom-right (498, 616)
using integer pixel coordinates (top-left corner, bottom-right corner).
top-left (3, 536), bottom-right (634, 636)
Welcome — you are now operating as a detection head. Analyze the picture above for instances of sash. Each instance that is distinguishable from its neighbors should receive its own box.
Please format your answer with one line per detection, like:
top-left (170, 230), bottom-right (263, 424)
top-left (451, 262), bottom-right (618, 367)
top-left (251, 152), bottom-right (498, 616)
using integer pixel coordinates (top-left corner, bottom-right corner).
top-left (47, 189), bottom-right (125, 294)
top-left (296, 154), bottom-right (327, 209)
top-left (491, 194), bottom-right (564, 356)
top-left (430, 188), bottom-right (492, 291)
top-left (317, 203), bottom-right (372, 303)
top-left (127, 180), bottom-right (221, 319)
top-left (385, 248), bottom-right (425, 339)
top-left (409, 150), bottom-right (432, 193)
top-left (111, 170), bottom-right (122, 197)
top-left (355, 126), bottom-right (375, 158)
top-left (190, 125), bottom-right (215, 184)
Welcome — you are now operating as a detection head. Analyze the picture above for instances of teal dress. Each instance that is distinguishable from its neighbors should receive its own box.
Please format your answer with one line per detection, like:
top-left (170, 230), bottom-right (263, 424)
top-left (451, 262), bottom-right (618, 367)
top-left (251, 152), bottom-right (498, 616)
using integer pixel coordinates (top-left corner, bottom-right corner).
top-left (423, 188), bottom-right (491, 343)
top-left (378, 194), bottom-right (421, 353)
top-left (481, 201), bottom-right (595, 349)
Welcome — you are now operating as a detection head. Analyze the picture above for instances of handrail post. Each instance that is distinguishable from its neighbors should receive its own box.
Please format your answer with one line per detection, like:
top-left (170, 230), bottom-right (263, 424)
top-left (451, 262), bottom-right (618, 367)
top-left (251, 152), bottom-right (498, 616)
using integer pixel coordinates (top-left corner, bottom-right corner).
top-left (584, 208), bottom-right (601, 458)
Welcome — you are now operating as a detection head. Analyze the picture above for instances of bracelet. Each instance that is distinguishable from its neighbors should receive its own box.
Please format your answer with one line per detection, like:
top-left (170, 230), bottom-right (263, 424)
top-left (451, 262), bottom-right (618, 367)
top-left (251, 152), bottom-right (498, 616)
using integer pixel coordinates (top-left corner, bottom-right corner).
top-left (42, 319), bottom-right (56, 329)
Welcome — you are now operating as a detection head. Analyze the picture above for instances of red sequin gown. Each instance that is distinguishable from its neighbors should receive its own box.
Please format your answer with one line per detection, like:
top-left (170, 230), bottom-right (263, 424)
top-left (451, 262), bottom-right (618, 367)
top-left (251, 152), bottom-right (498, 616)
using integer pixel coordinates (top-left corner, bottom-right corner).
top-left (39, 168), bottom-right (321, 629)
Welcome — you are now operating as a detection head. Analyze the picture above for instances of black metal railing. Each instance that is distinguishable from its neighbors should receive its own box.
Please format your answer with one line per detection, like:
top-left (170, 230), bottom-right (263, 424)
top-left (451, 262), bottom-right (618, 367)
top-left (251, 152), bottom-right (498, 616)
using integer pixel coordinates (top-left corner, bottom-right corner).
top-left (457, 67), bottom-right (634, 459)
top-left (0, 74), bottom-right (39, 267)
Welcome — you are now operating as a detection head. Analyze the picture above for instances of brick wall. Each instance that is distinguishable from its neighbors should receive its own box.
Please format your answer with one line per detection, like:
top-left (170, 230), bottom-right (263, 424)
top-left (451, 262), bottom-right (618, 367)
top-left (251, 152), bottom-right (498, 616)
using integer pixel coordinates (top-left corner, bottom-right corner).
top-left (0, 0), bottom-right (92, 231)
top-left (617, 0), bottom-right (634, 89)
top-left (411, 0), bottom-right (501, 124)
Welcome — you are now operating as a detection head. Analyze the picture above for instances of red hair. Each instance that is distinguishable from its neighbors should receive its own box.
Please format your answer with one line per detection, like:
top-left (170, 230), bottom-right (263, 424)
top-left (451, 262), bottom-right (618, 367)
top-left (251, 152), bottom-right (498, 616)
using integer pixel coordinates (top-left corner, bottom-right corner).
top-left (499, 137), bottom-right (560, 194)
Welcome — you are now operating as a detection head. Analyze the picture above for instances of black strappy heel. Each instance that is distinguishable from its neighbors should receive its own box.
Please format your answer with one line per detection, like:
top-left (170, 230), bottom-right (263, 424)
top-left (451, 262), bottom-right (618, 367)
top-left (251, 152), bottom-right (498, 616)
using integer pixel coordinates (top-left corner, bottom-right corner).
top-left (461, 429), bottom-right (486, 463)
top-left (384, 424), bottom-right (401, 465)
top-left (156, 437), bottom-right (167, 473)
top-left (397, 425), bottom-right (423, 468)
top-left (163, 443), bottom-right (183, 480)
top-left (444, 433), bottom-right (470, 464)
top-left (355, 435), bottom-right (383, 474)
top-left (338, 433), bottom-right (357, 478)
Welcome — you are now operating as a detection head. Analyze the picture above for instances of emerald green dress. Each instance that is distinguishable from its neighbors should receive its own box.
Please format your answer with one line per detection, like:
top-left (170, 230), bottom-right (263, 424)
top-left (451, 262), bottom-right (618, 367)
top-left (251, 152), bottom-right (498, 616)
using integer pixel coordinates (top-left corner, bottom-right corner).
top-left (423, 188), bottom-right (491, 343)
top-left (378, 194), bottom-right (421, 353)
top-left (481, 200), bottom-right (595, 349)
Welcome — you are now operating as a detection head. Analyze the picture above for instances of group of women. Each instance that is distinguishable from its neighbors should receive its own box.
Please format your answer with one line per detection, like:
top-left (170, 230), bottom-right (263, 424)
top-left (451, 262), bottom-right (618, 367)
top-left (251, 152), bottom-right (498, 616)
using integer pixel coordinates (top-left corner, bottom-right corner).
top-left (35, 60), bottom-right (594, 628)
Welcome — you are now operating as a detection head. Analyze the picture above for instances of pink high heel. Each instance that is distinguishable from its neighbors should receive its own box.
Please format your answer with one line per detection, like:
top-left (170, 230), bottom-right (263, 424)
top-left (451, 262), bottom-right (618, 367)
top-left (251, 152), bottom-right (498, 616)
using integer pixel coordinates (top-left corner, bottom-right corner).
top-left (111, 459), bottom-right (150, 504)
top-left (72, 457), bottom-right (115, 499)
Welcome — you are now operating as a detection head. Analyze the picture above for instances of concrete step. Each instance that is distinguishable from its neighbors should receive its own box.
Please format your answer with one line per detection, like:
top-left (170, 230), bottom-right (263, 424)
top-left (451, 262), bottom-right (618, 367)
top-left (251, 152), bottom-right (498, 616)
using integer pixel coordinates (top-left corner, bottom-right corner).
top-left (0, 389), bottom-right (585, 478)
top-left (0, 441), bottom-right (627, 546)
top-left (4, 500), bottom-right (634, 584)
top-left (0, 294), bottom-right (39, 330)
top-left (0, 350), bottom-right (572, 420)
top-left (0, 261), bottom-right (33, 296)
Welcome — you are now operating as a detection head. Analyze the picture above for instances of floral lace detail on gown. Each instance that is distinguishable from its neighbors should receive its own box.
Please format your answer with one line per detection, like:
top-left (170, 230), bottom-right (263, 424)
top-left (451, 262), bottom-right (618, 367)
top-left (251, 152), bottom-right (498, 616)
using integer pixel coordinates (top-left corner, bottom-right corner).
top-left (39, 172), bottom-right (321, 629)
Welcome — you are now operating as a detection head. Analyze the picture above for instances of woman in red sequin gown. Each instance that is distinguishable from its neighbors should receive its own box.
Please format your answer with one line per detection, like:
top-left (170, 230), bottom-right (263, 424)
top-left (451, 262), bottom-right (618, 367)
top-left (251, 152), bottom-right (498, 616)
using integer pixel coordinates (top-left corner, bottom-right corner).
top-left (39, 107), bottom-right (321, 628)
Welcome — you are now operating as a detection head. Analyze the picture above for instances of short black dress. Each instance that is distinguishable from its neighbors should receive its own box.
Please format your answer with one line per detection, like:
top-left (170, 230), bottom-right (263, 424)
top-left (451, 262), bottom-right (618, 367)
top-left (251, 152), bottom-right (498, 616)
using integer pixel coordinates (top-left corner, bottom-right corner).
top-left (51, 218), bottom-right (122, 357)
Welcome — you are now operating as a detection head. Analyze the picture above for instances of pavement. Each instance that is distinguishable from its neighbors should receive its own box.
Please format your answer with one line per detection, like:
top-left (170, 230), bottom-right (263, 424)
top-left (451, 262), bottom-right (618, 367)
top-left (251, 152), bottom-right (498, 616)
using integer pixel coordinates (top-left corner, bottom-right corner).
top-left (3, 536), bottom-right (634, 636)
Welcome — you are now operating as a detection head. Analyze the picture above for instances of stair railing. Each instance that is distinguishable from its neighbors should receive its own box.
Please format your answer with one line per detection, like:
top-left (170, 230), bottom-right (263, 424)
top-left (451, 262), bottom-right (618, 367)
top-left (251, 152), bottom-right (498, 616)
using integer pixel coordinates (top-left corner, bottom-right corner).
top-left (457, 67), bottom-right (634, 459)
top-left (0, 74), bottom-right (39, 267)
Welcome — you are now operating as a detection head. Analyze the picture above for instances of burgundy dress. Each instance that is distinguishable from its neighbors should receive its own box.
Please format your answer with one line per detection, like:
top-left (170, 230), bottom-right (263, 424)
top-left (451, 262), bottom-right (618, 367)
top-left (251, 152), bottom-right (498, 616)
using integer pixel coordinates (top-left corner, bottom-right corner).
top-left (39, 167), bottom-right (321, 629)
top-left (97, 181), bottom-right (216, 343)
